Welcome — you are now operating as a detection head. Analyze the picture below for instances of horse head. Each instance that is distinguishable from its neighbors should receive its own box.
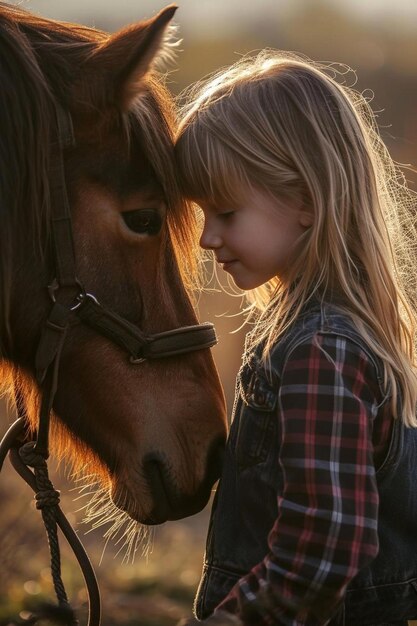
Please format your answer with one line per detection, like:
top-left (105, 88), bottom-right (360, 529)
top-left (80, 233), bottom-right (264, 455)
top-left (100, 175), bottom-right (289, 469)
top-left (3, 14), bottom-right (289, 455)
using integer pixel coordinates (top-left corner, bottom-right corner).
top-left (0, 4), bottom-right (227, 526)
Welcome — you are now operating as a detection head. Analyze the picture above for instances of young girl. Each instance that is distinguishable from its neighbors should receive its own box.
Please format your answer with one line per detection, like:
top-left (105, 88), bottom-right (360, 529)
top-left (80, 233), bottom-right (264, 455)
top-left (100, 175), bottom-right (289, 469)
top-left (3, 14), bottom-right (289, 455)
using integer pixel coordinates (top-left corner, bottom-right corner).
top-left (175, 52), bottom-right (417, 625)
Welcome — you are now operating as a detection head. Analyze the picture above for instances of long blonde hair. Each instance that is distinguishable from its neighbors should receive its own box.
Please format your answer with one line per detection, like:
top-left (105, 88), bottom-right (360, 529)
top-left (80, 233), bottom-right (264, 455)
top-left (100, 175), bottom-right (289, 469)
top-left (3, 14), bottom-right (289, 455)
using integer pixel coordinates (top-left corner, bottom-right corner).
top-left (175, 51), bottom-right (417, 425)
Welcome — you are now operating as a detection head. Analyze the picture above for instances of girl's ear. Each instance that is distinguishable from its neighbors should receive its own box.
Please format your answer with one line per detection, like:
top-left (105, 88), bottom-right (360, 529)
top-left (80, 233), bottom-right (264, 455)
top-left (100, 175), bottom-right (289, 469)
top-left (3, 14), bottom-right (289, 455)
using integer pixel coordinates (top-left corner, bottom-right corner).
top-left (75, 4), bottom-right (177, 112)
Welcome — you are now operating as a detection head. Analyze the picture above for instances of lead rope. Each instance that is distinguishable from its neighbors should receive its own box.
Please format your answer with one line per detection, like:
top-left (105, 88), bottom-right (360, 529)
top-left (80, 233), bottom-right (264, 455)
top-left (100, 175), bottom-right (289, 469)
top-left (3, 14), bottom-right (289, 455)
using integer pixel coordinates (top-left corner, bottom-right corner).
top-left (1, 387), bottom-right (101, 625)
top-left (16, 300), bottom-right (79, 622)
top-left (14, 350), bottom-right (78, 624)
top-left (18, 442), bottom-right (77, 625)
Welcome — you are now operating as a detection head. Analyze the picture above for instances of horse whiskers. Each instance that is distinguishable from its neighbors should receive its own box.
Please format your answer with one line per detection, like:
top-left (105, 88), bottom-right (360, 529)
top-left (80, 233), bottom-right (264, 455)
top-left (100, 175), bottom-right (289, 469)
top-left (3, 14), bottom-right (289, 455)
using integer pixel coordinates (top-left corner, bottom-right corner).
top-left (113, 517), bottom-right (155, 565)
top-left (71, 478), bottom-right (153, 564)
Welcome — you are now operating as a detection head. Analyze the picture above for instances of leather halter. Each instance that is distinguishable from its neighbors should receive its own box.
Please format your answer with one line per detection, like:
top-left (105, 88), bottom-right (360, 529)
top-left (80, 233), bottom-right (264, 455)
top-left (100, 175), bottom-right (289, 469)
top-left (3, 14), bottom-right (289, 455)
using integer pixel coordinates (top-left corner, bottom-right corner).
top-left (0, 102), bottom-right (218, 625)
top-left (34, 102), bottom-right (217, 458)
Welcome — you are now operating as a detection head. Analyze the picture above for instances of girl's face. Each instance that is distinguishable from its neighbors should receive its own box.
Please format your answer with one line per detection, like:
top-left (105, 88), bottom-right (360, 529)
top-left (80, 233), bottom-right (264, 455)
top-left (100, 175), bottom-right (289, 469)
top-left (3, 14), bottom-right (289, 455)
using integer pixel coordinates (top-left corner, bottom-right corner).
top-left (197, 186), bottom-right (311, 290)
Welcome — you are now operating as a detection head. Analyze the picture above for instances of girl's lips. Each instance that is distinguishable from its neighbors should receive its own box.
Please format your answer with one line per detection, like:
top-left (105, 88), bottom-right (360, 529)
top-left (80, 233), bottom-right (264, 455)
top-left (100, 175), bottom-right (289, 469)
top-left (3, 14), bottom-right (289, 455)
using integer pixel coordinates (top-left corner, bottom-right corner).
top-left (221, 260), bottom-right (238, 272)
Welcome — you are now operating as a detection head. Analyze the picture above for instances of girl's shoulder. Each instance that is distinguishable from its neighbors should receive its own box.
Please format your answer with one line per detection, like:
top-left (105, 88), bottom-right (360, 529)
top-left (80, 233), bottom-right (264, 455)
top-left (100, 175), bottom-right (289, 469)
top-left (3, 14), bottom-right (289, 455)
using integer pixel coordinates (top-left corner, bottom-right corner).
top-left (266, 301), bottom-right (384, 383)
top-left (240, 301), bottom-right (387, 412)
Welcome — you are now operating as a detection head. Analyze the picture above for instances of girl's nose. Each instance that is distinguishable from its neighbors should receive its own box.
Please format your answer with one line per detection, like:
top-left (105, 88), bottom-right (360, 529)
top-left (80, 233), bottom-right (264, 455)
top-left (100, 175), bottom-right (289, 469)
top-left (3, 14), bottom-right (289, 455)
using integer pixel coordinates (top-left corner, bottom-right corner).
top-left (199, 222), bottom-right (222, 250)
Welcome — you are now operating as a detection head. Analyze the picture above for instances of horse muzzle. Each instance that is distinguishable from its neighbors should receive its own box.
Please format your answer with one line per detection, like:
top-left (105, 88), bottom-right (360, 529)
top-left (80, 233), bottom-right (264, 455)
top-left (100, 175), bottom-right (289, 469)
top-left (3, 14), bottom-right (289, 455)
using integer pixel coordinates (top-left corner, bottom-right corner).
top-left (111, 438), bottom-right (225, 525)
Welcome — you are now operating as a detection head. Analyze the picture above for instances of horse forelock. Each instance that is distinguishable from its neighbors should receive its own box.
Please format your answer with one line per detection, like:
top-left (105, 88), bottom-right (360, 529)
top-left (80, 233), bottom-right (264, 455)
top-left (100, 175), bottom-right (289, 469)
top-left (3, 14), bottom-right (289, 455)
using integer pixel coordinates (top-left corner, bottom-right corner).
top-left (126, 76), bottom-right (200, 295)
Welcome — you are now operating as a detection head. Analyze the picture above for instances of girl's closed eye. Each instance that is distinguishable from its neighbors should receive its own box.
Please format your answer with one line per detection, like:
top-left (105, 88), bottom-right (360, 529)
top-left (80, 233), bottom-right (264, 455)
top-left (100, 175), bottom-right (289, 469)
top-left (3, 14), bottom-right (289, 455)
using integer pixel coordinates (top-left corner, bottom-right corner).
top-left (218, 210), bottom-right (235, 219)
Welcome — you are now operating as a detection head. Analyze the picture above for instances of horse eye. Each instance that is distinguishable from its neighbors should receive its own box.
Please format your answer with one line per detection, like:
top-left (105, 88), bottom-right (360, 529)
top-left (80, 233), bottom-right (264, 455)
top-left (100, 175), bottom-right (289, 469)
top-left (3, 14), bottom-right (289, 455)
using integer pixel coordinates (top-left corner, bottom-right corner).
top-left (122, 209), bottom-right (162, 235)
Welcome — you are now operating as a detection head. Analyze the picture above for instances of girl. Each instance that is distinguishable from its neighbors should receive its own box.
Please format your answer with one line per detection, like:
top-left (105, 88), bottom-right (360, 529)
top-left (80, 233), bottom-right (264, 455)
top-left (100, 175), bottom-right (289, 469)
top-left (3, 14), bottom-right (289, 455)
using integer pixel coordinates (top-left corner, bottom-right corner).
top-left (175, 52), bottom-right (417, 625)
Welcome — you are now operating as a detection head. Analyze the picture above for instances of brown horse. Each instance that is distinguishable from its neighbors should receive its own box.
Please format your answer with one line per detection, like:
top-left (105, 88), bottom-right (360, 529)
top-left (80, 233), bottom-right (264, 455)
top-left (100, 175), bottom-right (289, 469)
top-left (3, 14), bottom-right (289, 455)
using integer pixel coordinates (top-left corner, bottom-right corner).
top-left (0, 3), bottom-right (226, 527)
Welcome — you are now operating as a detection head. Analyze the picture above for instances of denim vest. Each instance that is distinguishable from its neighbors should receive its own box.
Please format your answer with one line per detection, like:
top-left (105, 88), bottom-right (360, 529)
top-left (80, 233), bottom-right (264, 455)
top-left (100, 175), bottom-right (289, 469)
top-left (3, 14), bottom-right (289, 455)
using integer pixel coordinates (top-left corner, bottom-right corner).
top-left (195, 304), bottom-right (417, 624)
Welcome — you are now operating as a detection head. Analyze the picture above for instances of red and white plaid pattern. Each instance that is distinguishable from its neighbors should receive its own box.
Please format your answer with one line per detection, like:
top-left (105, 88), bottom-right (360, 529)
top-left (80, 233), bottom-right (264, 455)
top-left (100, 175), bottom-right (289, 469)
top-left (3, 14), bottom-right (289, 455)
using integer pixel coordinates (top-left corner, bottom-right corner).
top-left (216, 333), bottom-right (392, 625)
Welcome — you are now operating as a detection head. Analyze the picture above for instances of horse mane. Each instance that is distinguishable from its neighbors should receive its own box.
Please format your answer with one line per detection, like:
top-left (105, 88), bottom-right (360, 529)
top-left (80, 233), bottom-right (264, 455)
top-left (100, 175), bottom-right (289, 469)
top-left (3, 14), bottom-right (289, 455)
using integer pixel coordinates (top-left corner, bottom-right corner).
top-left (0, 4), bottom-right (101, 354)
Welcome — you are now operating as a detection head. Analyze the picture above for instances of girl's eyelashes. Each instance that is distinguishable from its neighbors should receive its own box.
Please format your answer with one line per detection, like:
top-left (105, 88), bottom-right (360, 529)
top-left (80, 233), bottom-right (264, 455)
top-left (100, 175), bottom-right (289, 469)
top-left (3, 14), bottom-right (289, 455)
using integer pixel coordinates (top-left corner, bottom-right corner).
top-left (121, 208), bottom-right (163, 235)
top-left (218, 211), bottom-right (235, 219)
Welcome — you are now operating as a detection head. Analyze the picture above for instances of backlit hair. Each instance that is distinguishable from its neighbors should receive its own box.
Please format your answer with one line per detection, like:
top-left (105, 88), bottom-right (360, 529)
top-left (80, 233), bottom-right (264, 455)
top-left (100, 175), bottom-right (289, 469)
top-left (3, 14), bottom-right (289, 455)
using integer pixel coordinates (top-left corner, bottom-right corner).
top-left (175, 50), bottom-right (417, 425)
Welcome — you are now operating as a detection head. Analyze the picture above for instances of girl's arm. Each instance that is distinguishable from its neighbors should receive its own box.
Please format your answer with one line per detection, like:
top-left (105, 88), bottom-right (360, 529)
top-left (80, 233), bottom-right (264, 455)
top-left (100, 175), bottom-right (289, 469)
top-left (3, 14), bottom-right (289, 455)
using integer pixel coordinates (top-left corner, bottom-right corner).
top-left (215, 332), bottom-right (384, 625)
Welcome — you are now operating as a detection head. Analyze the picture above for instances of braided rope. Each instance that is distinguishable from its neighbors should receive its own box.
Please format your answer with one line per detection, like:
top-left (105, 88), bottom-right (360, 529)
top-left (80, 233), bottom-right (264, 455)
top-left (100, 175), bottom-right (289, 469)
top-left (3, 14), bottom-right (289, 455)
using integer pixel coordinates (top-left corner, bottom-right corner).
top-left (1, 418), bottom-right (101, 625)
top-left (19, 441), bottom-right (78, 625)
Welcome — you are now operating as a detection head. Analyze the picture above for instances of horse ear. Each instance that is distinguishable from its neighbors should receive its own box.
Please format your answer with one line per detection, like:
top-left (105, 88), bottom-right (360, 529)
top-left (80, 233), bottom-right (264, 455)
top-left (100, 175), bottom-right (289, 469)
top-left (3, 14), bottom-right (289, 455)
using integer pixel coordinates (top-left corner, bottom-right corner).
top-left (79, 4), bottom-right (178, 112)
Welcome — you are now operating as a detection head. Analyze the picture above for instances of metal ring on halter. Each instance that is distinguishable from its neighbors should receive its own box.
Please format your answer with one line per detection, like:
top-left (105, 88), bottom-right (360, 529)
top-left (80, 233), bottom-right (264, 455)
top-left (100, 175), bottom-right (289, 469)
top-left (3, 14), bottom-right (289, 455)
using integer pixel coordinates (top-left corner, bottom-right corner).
top-left (129, 355), bottom-right (147, 364)
top-left (70, 292), bottom-right (100, 312)
top-left (48, 277), bottom-right (87, 310)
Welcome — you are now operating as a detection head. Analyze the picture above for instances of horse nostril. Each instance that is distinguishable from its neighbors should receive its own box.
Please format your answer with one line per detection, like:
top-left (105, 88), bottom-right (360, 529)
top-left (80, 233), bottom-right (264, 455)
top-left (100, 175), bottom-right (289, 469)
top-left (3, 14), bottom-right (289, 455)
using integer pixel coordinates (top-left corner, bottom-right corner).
top-left (144, 454), bottom-right (167, 491)
top-left (142, 441), bottom-right (226, 524)
top-left (143, 453), bottom-right (176, 516)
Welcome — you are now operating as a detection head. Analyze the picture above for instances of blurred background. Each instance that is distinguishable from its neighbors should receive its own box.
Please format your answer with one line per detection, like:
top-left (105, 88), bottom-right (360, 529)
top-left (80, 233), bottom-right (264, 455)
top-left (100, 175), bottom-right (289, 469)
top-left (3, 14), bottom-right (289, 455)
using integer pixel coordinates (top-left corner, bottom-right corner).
top-left (1, 0), bottom-right (416, 623)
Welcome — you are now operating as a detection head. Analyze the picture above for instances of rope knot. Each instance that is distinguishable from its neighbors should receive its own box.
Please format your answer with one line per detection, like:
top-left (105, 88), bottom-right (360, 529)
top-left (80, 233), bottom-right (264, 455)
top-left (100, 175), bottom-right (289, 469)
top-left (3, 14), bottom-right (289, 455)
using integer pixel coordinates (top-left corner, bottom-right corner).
top-left (19, 441), bottom-right (47, 469)
top-left (35, 487), bottom-right (61, 509)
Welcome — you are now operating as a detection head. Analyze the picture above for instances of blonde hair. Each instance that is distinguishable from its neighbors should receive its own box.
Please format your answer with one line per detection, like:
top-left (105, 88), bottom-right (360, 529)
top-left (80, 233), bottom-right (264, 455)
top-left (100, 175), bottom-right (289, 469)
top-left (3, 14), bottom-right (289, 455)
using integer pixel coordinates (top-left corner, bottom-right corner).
top-left (175, 50), bottom-right (417, 426)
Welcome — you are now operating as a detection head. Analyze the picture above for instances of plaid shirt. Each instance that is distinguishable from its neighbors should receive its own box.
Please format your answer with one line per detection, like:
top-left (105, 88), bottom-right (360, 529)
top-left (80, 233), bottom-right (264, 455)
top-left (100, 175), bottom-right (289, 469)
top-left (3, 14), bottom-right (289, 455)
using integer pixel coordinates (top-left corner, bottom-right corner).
top-left (216, 332), bottom-right (392, 625)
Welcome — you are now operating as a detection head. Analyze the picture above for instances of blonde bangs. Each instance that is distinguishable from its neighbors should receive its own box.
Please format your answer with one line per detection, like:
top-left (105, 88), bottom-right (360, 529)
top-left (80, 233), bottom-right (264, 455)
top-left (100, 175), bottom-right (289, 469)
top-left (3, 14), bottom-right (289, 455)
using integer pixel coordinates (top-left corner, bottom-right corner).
top-left (176, 123), bottom-right (252, 210)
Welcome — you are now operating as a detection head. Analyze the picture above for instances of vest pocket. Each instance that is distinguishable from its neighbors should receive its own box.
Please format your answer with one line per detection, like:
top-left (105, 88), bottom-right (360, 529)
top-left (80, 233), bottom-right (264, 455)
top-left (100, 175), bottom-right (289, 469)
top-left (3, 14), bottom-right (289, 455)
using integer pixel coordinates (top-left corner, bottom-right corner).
top-left (195, 564), bottom-right (242, 619)
top-left (237, 368), bottom-right (278, 469)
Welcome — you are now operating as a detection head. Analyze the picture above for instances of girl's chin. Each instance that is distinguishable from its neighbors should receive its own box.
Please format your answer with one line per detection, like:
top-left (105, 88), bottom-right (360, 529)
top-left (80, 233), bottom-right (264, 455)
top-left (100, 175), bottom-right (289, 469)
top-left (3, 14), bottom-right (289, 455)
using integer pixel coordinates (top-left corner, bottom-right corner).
top-left (221, 262), bottom-right (275, 290)
top-left (231, 276), bottom-right (265, 291)
top-left (232, 273), bottom-right (279, 291)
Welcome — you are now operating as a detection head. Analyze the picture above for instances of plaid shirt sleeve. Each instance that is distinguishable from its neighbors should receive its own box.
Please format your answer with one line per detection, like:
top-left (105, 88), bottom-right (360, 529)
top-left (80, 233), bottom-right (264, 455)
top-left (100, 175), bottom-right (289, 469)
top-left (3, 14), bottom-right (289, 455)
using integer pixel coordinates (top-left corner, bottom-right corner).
top-left (215, 332), bottom-right (385, 626)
